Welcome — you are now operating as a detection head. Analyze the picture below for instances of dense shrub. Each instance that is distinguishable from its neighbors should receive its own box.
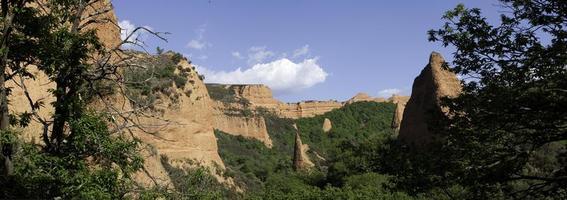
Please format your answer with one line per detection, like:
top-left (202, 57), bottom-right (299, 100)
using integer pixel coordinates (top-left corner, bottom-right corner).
top-left (124, 53), bottom-right (190, 109)
top-left (0, 113), bottom-right (142, 199)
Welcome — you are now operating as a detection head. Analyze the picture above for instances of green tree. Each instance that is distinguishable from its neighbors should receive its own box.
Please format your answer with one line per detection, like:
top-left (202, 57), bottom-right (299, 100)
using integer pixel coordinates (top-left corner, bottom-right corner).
top-left (0, 0), bottom-right (149, 198)
top-left (390, 0), bottom-right (566, 199)
top-left (0, 0), bottom-right (46, 177)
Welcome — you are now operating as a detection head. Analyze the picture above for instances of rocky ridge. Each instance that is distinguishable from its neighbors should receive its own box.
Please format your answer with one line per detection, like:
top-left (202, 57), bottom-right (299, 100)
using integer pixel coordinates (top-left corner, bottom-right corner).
top-left (346, 92), bottom-right (386, 104)
top-left (207, 83), bottom-right (409, 146)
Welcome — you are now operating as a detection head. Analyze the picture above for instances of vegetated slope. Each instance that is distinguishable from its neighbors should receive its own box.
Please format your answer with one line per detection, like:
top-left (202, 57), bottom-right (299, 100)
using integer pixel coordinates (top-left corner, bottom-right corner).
top-left (215, 102), bottom-right (413, 199)
top-left (297, 101), bottom-right (396, 161)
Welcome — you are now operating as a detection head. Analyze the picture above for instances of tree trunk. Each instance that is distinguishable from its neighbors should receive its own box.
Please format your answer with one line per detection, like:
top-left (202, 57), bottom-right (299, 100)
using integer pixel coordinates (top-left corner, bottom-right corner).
top-left (0, 0), bottom-right (15, 177)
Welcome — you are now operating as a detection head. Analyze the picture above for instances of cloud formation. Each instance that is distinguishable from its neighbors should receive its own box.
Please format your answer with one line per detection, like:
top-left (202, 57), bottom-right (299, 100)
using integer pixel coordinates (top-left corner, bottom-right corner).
top-left (378, 88), bottom-right (402, 98)
top-left (247, 46), bottom-right (275, 64)
top-left (197, 58), bottom-right (327, 93)
top-left (187, 40), bottom-right (207, 50)
top-left (232, 51), bottom-right (243, 59)
top-left (186, 26), bottom-right (211, 50)
top-left (292, 45), bottom-right (310, 58)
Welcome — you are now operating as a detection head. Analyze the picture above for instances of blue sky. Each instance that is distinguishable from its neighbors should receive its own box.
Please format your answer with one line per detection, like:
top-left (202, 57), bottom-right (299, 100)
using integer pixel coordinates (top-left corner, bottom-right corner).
top-left (114, 0), bottom-right (501, 102)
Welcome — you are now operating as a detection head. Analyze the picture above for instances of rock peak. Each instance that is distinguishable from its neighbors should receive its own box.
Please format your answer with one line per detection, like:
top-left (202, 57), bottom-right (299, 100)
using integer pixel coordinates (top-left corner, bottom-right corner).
top-left (322, 118), bottom-right (332, 133)
top-left (398, 52), bottom-right (462, 146)
top-left (346, 92), bottom-right (385, 104)
top-left (293, 125), bottom-right (314, 171)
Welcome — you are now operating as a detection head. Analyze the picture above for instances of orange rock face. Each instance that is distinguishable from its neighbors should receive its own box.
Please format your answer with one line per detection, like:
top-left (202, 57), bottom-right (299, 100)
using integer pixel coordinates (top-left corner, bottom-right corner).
top-left (293, 127), bottom-right (314, 171)
top-left (346, 92), bottom-right (386, 104)
top-left (212, 100), bottom-right (273, 148)
top-left (398, 52), bottom-right (462, 145)
top-left (322, 118), bottom-right (332, 133)
top-left (133, 58), bottom-right (228, 186)
top-left (278, 100), bottom-right (344, 119)
top-left (390, 95), bottom-right (411, 133)
top-left (215, 84), bottom-right (344, 119)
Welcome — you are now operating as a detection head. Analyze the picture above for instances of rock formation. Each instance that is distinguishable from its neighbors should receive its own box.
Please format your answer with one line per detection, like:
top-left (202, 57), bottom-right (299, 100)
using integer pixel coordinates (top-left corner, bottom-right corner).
top-left (292, 126), bottom-right (314, 171)
top-left (278, 100), bottom-right (343, 119)
top-left (207, 84), bottom-right (344, 119)
top-left (231, 84), bottom-right (282, 109)
top-left (346, 92), bottom-right (386, 104)
top-left (211, 101), bottom-right (273, 148)
top-left (322, 118), bottom-right (332, 133)
top-left (132, 57), bottom-right (228, 186)
top-left (398, 52), bottom-right (462, 145)
top-left (390, 95), bottom-right (411, 133)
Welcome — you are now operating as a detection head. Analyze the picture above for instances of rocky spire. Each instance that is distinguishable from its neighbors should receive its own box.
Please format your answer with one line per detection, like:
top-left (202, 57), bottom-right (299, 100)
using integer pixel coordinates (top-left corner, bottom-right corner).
top-left (322, 118), bottom-right (332, 133)
top-left (390, 95), bottom-right (410, 134)
top-left (292, 124), bottom-right (314, 171)
top-left (398, 52), bottom-right (462, 146)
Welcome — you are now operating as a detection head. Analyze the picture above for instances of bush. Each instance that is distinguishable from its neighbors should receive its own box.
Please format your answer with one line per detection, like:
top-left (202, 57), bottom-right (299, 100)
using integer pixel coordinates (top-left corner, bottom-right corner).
top-left (0, 113), bottom-right (142, 199)
top-left (124, 53), bottom-right (190, 109)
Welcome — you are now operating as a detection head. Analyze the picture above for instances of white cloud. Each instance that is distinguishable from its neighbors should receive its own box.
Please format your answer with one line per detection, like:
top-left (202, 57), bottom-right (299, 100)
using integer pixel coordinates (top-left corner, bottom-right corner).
top-left (186, 26), bottom-right (211, 50)
top-left (292, 45), bottom-right (310, 58)
top-left (197, 58), bottom-right (327, 93)
top-left (378, 88), bottom-right (402, 98)
top-left (196, 55), bottom-right (208, 60)
top-left (247, 46), bottom-right (275, 64)
top-left (119, 20), bottom-right (153, 48)
top-left (185, 53), bottom-right (208, 60)
top-left (119, 20), bottom-right (135, 42)
top-left (232, 51), bottom-right (243, 59)
top-left (187, 40), bottom-right (207, 50)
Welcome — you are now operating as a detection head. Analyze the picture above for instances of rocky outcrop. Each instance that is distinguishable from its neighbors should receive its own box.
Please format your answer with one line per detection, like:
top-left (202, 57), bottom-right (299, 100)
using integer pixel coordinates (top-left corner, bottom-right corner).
top-left (230, 84), bottom-right (282, 109)
top-left (390, 95), bottom-right (411, 133)
top-left (129, 56), bottom-right (228, 187)
top-left (398, 52), bottom-right (462, 145)
top-left (82, 0), bottom-right (122, 49)
top-left (208, 84), bottom-right (410, 121)
top-left (322, 118), bottom-right (332, 133)
top-left (346, 92), bottom-right (386, 104)
top-left (208, 84), bottom-right (344, 119)
top-left (278, 100), bottom-right (343, 119)
top-left (211, 101), bottom-right (273, 148)
top-left (293, 126), bottom-right (314, 171)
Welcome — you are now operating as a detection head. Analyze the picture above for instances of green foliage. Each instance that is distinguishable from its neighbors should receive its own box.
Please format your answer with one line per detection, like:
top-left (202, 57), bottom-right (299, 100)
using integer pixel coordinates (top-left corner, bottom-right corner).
top-left (125, 53), bottom-right (190, 108)
top-left (249, 172), bottom-right (417, 200)
top-left (147, 156), bottom-right (232, 200)
top-left (0, 114), bottom-right (142, 199)
top-left (383, 0), bottom-right (567, 199)
top-left (138, 156), bottom-right (238, 200)
top-left (216, 130), bottom-right (291, 192)
top-left (206, 84), bottom-right (251, 106)
top-left (169, 51), bottom-right (185, 64)
top-left (296, 102), bottom-right (396, 160)
top-left (156, 46), bottom-right (164, 55)
top-left (216, 102), bottom-right (417, 199)
top-left (1, 1), bottom-right (148, 198)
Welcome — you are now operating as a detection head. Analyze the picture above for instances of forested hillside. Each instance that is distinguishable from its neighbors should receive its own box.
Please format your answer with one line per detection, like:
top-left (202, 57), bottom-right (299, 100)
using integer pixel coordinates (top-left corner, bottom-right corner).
top-left (215, 102), bottom-right (416, 199)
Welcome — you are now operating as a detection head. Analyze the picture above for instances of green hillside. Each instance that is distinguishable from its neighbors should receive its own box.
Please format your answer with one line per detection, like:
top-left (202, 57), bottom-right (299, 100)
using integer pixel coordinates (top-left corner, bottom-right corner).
top-left (215, 102), bottom-right (415, 199)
